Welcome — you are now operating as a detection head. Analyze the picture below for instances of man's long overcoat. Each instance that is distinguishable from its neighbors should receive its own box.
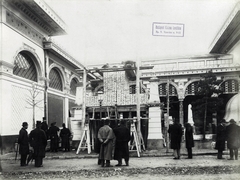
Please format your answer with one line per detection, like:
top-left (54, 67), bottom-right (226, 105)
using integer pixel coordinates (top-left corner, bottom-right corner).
top-left (113, 124), bottom-right (131, 160)
top-left (226, 123), bottom-right (240, 149)
top-left (18, 128), bottom-right (29, 155)
top-left (29, 128), bottom-right (47, 158)
top-left (98, 125), bottom-right (115, 160)
top-left (215, 124), bottom-right (226, 151)
top-left (168, 123), bottom-right (183, 149)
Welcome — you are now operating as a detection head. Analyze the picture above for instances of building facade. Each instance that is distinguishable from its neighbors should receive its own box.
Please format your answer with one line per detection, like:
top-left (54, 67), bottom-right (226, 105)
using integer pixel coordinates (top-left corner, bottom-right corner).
top-left (0, 0), bottom-right (84, 153)
top-left (1, 0), bottom-right (240, 153)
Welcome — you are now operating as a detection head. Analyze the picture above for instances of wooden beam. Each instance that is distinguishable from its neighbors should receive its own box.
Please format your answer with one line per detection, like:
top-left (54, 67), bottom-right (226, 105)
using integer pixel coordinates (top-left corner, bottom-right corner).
top-left (136, 61), bottom-right (141, 152)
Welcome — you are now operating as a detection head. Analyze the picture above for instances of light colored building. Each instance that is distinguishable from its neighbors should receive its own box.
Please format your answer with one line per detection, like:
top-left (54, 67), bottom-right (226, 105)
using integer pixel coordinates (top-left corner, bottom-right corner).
top-left (1, 0), bottom-right (240, 154)
top-left (0, 0), bottom-right (86, 153)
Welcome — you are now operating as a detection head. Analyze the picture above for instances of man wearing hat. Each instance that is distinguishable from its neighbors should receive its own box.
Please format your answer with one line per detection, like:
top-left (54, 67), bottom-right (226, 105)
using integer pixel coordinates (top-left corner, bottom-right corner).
top-left (215, 119), bottom-right (226, 159)
top-left (41, 117), bottom-right (48, 138)
top-left (29, 121), bottom-right (47, 167)
top-left (98, 119), bottom-right (115, 167)
top-left (226, 119), bottom-right (240, 160)
top-left (113, 120), bottom-right (131, 166)
top-left (18, 122), bottom-right (29, 166)
top-left (48, 122), bottom-right (60, 152)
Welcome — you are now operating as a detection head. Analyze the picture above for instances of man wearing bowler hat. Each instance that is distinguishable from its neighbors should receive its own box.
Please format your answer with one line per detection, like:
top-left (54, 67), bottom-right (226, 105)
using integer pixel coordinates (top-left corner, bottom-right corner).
top-left (18, 122), bottom-right (29, 166)
top-left (29, 121), bottom-right (47, 167)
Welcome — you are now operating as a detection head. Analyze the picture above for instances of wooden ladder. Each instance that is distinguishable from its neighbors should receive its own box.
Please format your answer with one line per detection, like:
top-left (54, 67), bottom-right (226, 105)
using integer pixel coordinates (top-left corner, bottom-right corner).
top-left (76, 124), bottom-right (91, 154)
top-left (129, 120), bottom-right (141, 157)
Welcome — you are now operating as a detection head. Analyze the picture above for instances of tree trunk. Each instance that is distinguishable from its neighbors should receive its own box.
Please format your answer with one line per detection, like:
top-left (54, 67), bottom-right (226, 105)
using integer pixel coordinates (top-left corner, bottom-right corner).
top-left (203, 98), bottom-right (207, 140)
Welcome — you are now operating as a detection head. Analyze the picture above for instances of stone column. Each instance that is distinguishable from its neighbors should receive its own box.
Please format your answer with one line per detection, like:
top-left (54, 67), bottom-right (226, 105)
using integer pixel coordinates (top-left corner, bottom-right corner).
top-left (64, 68), bottom-right (71, 127)
top-left (179, 99), bottom-right (184, 125)
top-left (147, 77), bottom-right (163, 149)
top-left (178, 81), bottom-right (185, 126)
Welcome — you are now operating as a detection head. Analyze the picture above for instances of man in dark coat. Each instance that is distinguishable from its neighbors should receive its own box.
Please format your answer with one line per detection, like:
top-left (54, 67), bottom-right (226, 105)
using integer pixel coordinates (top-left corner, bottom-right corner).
top-left (41, 117), bottom-right (48, 138)
top-left (98, 119), bottom-right (115, 167)
top-left (60, 123), bottom-right (71, 152)
top-left (168, 119), bottom-right (183, 159)
top-left (18, 122), bottom-right (29, 166)
top-left (29, 121), bottom-right (47, 167)
top-left (215, 119), bottom-right (226, 159)
top-left (226, 119), bottom-right (240, 160)
top-left (185, 123), bottom-right (194, 159)
top-left (113, 120), bottom-right (131, 166)
top-left (48, 122), bottom-right (60, 152)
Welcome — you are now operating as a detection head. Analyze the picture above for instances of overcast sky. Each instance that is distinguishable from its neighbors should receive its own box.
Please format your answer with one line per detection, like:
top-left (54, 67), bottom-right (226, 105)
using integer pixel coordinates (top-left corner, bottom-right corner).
top-left (44, 0), bottom-right (238, 66)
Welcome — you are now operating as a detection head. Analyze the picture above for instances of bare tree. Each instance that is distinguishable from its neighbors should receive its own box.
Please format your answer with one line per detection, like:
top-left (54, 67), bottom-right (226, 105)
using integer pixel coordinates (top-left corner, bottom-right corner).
top-left (25, 83), bottom-right (44, 129)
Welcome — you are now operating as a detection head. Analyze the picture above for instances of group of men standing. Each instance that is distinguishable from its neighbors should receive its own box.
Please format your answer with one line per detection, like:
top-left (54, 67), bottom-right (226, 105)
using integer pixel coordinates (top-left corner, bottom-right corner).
top-left (168, 118), bottom-right (240, 160)
top-left (97, 119), bottom-right (131, 167)
top-left (168, 119), bottom-right (194, 160)
top-left (215, 119), bottom-right (240, 160)
top-left (18, 121), bottom-right (47, 167)
top-left (18, 120), bottom-right (72, 167)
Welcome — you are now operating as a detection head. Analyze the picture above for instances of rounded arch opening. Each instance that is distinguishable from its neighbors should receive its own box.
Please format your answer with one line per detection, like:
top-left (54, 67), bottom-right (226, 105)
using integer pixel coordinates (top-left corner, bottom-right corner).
top-left (70, 77), bottom-right (79, 95)
top-left (49, 67), bottom-right (63, 91)
top-left (13, 51), bottom-right (39, 82)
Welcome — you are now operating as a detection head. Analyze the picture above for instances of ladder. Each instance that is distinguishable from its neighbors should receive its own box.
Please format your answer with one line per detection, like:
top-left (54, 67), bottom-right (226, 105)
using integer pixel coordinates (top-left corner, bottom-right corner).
top-left (129, 120), bottom-right (141, 157)
top-left (76, 124), bottom-right (91, 154)
top-left (139, 129), bottom-right (146, 151)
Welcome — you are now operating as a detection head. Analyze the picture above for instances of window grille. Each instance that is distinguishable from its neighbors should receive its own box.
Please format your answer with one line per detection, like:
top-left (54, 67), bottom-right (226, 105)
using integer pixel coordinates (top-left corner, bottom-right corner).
top-left (13, 52), bottom-right (37, 82)
top-left (49, 68), bottom-right (63, 91)
top-left (220, 79), bottom-right (238, 93)
top-left (129, 85), bottom-right (136, 94)
top-left (185, 82), bottom-right (198, 95)
top-left (158, 83), bottom-right (177, 96)
top-left (129, 84), bottom-right (145, 94)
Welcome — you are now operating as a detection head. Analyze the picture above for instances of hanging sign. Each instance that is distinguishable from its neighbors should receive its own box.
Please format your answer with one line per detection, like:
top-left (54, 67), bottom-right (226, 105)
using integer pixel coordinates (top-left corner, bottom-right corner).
top-left (152, 22), bottom-right (184, 37)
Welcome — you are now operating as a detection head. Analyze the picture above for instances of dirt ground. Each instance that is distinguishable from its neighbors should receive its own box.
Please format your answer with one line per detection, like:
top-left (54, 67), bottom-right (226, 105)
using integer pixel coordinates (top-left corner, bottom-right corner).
top-left (1, 155), bottom-right (240, 179)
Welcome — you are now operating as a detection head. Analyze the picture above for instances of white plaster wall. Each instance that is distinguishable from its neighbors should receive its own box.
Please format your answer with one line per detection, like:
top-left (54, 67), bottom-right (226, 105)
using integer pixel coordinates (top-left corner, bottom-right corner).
top-left (0, 78), bottom-right (3, 135)
top-left (2, 24), bottom-right (44, 65)
top-left (1, 77), bottom-right (44, 136)
top-left (230, 41), bottom-right (240, 64)
top-left (0, 24), bottom-right (45, 136)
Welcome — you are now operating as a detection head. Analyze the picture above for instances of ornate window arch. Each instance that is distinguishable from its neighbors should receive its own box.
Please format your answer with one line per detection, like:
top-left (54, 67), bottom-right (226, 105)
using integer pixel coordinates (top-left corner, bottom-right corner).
top-left (158, 82), bottom-right (178, 97)
top-left (219, 79), bottom-right (239, 94)
top-left (184, 80), bottom-right (200, 96)
top-left (70, 78), bottom-right (78, 95)
top-left (49, 67), bottom-right (64, 91)
top-left (69, 74), bottom-right (82, 95)
top-left (13, 51), bottom-right (39, 82)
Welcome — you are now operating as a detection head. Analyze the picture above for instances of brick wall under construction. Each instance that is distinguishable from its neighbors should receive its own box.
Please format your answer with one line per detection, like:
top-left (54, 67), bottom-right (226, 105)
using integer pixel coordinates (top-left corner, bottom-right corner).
top-left (86, 71), bottom-right (148, 107)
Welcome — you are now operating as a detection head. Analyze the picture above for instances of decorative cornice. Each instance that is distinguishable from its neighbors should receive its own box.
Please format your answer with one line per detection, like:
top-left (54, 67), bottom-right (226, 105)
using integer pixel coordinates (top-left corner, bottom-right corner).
top-left (43, 39), bottom-right (85, 69)
top-left (5, 0), bottom-right (67, 36)
top-left (141, 66), bottom-right (240, 79)
top-left (5, 9), bottom-right (44, 45)
top-left (209, 2), bottom-right (240, 53)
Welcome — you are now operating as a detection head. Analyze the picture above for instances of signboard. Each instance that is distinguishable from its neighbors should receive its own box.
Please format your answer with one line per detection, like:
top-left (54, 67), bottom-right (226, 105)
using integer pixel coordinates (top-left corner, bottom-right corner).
top-left (152, 22), bottom-right (184, 37)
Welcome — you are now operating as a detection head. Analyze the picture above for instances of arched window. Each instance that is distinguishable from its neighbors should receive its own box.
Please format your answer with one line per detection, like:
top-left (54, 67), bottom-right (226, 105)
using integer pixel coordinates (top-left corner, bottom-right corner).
top-left (49, 68), bottom-right (63, 91)
top-left (158, 83), bottom-right (177, 96)
top-left (70, 78), bottom-right (78, 95)
top-left (220, 79), bottom-right (239, 93)
top-left (185, 82), bottom-right (199, 96)
top-left (13, 52), bottom-right (37, 82)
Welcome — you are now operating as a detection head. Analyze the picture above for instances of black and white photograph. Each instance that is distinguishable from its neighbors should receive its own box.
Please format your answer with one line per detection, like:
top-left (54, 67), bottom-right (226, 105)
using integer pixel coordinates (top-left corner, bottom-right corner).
top-left (0, 0), bottom-right (240, 179)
